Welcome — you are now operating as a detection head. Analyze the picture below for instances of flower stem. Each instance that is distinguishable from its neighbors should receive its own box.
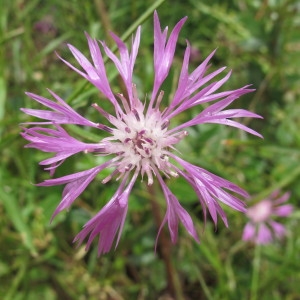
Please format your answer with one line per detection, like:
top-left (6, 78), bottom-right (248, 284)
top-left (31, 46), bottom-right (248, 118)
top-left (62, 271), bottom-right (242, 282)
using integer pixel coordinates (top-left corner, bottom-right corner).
top-left (250, 244), bottom-right (262, 300)
top-left (94, 0), bottom-right (113, 42)
top-left (148, 184), bottom-right (185, 300)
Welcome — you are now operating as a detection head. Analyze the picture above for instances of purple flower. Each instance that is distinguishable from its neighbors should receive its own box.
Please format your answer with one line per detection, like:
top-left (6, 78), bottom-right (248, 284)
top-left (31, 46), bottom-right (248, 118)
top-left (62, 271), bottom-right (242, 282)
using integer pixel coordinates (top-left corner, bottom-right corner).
top-left (242, 190), bottom-right (293, 244)
top-left (21, 11), bottom-right (262, 255)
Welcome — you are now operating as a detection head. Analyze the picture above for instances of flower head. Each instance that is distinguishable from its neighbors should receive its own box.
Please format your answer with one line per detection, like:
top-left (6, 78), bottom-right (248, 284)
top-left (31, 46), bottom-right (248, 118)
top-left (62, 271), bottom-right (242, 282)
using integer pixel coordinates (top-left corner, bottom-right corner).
top-left (21, 11), bottom-right (262, 255)
top-left (242, 190), bottom-right (293, 244)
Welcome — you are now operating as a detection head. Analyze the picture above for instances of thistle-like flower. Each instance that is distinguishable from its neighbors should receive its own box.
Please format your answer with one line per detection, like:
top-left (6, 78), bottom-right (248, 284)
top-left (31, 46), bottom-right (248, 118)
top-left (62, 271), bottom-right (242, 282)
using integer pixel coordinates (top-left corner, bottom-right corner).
top-left (242, 190), bottom-right (293, 244)
top-left (21, 11), bottom-right (262, 255)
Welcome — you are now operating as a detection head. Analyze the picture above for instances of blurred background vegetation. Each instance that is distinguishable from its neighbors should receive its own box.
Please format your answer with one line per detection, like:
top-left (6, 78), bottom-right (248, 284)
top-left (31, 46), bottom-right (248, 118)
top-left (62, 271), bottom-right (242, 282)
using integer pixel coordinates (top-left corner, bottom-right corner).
top-left (1, 0), bottom-right (300, 299)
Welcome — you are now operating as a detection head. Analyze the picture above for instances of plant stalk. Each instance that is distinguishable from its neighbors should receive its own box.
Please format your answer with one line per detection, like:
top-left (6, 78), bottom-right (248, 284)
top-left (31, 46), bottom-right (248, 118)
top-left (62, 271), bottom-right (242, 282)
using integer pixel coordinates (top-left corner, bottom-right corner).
top-left (148, 184), bottom-right (185, 300)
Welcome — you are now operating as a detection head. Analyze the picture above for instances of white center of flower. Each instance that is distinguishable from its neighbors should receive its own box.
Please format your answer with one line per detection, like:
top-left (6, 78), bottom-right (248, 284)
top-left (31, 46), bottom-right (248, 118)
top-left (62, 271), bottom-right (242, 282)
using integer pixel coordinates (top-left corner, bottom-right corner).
top-left (93, 87), bottom-right (188, 185)
top-left (247, 200), bottom-right (273, 223)
top-left (117, 112), bottom-right (170, 183)
top-left (100, 99), bottom-right (187, 185)
top-left (125, 129), bottom-right (156, 158)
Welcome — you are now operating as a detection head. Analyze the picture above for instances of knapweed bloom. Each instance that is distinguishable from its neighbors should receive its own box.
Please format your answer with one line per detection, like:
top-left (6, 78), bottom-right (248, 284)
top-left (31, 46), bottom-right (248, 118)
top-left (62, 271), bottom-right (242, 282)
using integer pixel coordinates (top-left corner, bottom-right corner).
top-left (242, 190), bottom-right (293, 244)
top-left (21, 11), bottom-right (262, 255)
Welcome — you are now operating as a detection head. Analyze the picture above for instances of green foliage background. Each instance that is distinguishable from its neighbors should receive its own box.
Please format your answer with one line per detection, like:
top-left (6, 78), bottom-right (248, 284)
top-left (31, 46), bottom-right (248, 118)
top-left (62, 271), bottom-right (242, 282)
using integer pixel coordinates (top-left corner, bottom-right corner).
top-left (1, 0), bottom-right (299, 299)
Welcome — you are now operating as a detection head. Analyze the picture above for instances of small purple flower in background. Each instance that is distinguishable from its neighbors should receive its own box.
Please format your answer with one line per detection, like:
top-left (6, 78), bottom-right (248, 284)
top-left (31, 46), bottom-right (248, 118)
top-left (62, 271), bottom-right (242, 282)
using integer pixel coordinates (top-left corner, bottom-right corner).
top-left (21, 11), bottom-right (262, 255)
top-left (242, 190), bottom-right (293, 244)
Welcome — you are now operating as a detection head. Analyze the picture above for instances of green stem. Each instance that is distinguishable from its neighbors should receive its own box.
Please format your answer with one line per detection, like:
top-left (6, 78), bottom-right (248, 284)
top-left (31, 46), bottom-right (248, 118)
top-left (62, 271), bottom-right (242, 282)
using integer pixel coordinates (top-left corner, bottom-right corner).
top-left (148, 184), bottom-right (185, 300)
top-left (94, 0), bottom-right (113, 43)
top-left (4, 258), bottom-right (28, 300)
top-left (250, 244), bottom-right (262, 300)
top-left (225, 241), bottom-right (247, 295)
top-left (193, 266), bottom-right (214, 300)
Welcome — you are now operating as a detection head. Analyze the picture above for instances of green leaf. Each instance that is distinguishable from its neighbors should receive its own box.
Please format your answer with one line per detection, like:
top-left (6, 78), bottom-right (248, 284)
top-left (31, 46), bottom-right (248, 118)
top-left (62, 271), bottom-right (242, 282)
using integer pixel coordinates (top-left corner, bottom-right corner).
top-left (0, 77), bottom-right (6, 121)
top-left (0, 186), bottom-right (37, 256)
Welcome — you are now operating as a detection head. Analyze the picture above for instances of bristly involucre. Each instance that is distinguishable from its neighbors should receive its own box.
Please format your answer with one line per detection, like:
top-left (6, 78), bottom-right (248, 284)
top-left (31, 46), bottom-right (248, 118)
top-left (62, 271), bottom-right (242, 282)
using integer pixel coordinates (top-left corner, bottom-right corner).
top-left (21, 11), bottom-right (263, 256)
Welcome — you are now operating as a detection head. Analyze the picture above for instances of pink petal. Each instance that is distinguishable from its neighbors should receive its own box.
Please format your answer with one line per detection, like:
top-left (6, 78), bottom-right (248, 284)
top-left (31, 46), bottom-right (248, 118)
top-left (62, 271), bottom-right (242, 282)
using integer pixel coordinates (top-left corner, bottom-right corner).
top-left (242, 222), bottom-right (256, 241)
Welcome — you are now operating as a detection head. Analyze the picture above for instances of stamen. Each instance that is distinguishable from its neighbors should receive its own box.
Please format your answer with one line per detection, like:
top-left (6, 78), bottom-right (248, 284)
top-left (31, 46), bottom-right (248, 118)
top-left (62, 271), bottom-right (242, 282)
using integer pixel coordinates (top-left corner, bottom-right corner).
top-left (92, 103), bottom-right (110, 120)
top-left (132, 108), bottom-right (140, 121)
top-left (102, 174), bottom-right (112, 184)
top-left (161, 119), bottom-right (170, 130)
top-left (97, 124), bottom-right (113, 133)
top-left (132, 84), bottom-right (138, 102)
top-left (115, 172), bottom-right (125, 181)
top-left (173, 130), bottom-right (188, 141)
top-left (160, 154), bottom-right (169, 161)
top-left (125, 163), bottom-right (133, 171)
top-left (91, 147), bottom-right (106, 153)
top-left (161, 106), bottom-right (168, 115)
top-left (147, 170), bottom-right (154, 185)
top-left (170, 171), bottom-right (179, 177)
top-left (155, 90), bottom-right (164, 109)
top-left (117, 93), bottom-right (131, 114)
top-left (102, 169), bottom-right (119, 184)
top-left (144, 138), bottom-right (154, 145)
top-left (141, 160), bottom-right (154, 185)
